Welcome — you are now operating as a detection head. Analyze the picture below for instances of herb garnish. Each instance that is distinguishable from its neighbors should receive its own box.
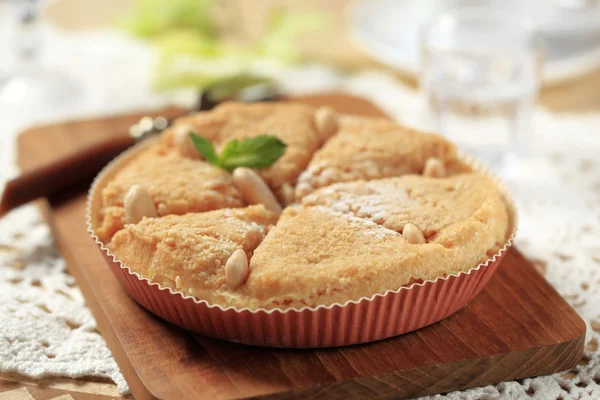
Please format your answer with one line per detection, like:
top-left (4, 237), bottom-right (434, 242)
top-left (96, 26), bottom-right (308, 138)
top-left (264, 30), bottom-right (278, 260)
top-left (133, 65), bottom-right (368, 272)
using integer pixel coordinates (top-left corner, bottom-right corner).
top-left (189, 133), bottom-right (287, 171)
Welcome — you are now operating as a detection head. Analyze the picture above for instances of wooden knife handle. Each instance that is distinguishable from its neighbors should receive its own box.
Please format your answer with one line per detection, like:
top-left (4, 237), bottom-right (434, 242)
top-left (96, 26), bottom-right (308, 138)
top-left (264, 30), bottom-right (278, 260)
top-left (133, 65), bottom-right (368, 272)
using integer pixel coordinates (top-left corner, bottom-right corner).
top-left (0, 135), bottom-right (135, 218)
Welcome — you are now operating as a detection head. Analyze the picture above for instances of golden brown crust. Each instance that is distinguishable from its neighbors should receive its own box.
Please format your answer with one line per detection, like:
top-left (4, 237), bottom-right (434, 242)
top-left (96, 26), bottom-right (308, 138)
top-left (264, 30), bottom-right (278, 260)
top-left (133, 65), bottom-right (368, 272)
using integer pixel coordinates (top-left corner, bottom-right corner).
top-left (108, 205), bottom-right (277, 303)
top-left (96, 144), bottom-right (244, 243)
top-left (162, 102), bottom-right (323, 191)
top-left (295, 115), bottom-right (468, 199)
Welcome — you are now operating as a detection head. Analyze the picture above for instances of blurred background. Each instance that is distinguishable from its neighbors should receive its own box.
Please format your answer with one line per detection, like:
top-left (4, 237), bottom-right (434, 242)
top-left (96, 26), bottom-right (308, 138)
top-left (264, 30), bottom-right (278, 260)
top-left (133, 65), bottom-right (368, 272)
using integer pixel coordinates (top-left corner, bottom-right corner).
top-left (1, 0), bottom-right (600, 109)
top-left (1, 0), bottom-right (600, 169)
top-left (1, 1), bottom-right (600, 398)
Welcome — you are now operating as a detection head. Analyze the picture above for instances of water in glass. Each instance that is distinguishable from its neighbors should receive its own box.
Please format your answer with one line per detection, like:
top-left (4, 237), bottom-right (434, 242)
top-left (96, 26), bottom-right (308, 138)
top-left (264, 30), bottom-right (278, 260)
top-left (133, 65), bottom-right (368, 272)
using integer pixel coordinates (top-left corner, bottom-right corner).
top-left (420, 8), bottom-right (541, 169)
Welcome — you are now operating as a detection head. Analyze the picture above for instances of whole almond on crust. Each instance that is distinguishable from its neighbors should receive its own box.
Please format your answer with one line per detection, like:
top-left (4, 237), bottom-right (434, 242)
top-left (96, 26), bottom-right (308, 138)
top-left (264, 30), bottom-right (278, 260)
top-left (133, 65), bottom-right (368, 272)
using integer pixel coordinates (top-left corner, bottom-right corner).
top-left (402, 223), bottom-right (426, 245)
top-left (423, 158), bottom-right (446, 178)
top-left (314, 107), bottom-right (339, 141)
top-left (225, 249), bottom-right (249, 289)
top-left (233, 167), bottom-right (282, 214)
top-left (124, 185), bottom-right (157, 224)
top-left (277, 183), bottom-right (296, 207)
top-left (174, 124), bottom-right (201, 159)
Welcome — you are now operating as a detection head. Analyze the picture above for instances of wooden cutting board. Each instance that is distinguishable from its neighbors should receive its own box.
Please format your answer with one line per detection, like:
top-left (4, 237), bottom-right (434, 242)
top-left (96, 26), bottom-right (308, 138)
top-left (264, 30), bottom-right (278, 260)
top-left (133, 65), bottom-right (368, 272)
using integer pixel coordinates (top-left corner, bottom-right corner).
top-left (16, 94), bottom-right (585, 400)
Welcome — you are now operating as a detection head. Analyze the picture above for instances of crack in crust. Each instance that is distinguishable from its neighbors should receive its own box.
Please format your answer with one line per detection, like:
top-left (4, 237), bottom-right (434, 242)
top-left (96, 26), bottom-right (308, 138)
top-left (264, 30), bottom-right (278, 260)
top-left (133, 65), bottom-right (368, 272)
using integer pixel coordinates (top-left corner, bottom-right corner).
top-left (295, 115), bottom-right (471, 199)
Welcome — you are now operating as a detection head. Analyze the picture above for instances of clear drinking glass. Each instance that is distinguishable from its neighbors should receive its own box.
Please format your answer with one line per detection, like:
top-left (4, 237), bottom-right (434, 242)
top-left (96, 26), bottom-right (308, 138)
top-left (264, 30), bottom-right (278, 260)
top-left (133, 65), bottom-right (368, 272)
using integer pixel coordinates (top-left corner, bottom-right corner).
top-left (419, 7), bottom-right (542, 170)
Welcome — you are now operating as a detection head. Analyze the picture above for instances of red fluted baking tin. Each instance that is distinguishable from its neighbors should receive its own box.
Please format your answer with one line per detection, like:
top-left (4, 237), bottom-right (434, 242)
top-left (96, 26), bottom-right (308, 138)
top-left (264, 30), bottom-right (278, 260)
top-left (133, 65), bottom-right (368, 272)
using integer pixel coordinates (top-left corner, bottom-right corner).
top-left (87, 138), bottom-right (517, 348)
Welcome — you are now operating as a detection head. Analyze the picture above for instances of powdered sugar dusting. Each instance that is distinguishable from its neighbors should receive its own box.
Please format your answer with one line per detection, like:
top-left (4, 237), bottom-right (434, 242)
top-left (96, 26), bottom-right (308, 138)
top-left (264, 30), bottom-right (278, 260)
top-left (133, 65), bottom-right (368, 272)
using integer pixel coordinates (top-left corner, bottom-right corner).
top-left (311, 205), bottom-right (400, 240)
top-left (306, 181), bottom-right (415, 229)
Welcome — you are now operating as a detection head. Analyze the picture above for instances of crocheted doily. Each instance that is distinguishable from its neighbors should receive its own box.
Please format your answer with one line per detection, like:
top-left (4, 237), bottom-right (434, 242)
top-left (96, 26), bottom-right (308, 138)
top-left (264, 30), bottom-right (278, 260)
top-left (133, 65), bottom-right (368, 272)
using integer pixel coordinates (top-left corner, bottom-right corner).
top-left (1, 29), bottom-right (599, 399)
top-left (342, 72), bottom-right (600, 400)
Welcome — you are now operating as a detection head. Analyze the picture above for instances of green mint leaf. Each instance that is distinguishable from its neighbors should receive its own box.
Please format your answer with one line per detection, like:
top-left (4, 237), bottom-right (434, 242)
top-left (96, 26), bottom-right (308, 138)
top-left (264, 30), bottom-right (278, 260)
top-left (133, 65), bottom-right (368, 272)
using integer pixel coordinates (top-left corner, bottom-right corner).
top-left (189, 133), bottom-right (219, 165)
top-left (218, 135), bottom-right (287, 171)
top-left (188, 133), bottom-right (287, 172)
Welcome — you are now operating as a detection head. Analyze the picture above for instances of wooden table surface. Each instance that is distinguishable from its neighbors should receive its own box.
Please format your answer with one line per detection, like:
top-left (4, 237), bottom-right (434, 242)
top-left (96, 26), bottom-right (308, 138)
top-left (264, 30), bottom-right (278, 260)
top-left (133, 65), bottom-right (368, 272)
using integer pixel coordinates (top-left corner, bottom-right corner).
top-left (2, 0), bottom-right (599, 399)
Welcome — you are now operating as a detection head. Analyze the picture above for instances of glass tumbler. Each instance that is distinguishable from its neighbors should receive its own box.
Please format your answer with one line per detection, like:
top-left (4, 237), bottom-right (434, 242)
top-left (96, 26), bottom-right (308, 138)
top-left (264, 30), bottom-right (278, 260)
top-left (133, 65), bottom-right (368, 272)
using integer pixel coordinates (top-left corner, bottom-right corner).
top-left (419, 7), bottom-right (542, 170)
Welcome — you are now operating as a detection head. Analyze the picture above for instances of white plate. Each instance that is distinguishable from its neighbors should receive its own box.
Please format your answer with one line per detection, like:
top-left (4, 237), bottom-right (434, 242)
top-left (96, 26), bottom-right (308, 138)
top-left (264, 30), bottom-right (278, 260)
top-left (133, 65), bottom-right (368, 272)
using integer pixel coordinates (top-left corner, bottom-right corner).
top-left (348, 0), bottom-right (600, 85)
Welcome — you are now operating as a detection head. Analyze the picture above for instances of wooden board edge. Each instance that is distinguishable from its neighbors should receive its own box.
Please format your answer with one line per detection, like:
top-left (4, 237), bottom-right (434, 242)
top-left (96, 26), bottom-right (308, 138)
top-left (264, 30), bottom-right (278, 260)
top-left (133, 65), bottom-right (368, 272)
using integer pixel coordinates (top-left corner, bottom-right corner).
top-left (252, 334), bottom-right (585, 400)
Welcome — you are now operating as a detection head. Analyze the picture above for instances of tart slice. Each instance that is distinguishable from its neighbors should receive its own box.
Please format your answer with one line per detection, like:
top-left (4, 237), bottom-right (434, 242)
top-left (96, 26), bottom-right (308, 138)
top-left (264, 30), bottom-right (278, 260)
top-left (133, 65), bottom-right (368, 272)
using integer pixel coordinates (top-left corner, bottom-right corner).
top-left (240, 205), bottom-right (409, 309)
top-left (302, 174), bottom-right (509, 241)
top-left (96, 144), bottom-right (244, 243)
top-left (162, 102), bottom-right (336, 202)
top-left (108, 205), bottom-right (277, 305)
top-left (295, 115), bottom-right (470, 199)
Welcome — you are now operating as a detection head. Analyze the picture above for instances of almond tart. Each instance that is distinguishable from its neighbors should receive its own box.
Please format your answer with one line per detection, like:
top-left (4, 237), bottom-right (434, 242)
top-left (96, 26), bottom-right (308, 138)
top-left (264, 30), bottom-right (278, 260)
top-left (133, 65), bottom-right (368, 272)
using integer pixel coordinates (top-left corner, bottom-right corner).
top-left (88, 101), bottom-right (516, 347)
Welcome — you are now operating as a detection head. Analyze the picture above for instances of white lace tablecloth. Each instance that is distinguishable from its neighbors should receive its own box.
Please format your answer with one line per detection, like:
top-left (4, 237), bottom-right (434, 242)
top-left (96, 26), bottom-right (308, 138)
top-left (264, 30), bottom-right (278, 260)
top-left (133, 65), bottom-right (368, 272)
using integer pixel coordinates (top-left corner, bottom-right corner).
top-left (1, 26), bottom-right (599, 399)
